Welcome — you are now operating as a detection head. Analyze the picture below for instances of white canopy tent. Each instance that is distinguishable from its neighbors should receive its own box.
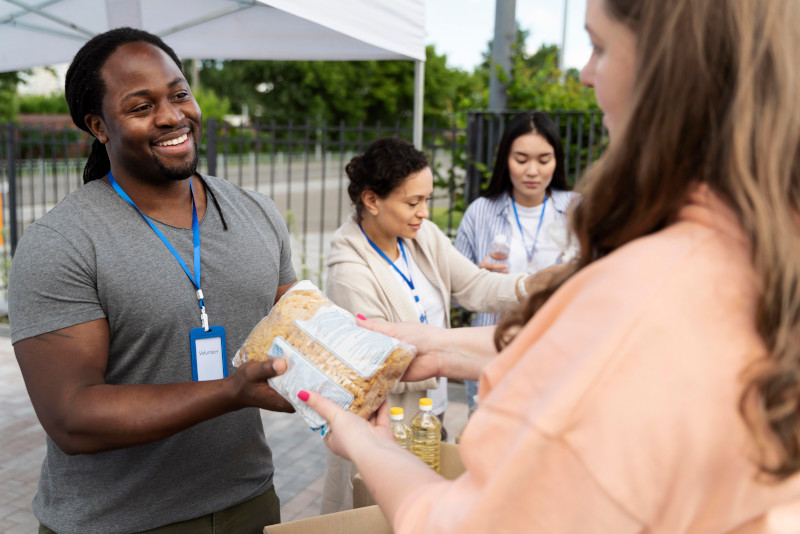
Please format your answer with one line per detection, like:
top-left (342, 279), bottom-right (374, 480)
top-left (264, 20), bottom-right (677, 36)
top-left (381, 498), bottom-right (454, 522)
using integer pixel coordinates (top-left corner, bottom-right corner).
top-left (0, 0), bottom-right (427, 145)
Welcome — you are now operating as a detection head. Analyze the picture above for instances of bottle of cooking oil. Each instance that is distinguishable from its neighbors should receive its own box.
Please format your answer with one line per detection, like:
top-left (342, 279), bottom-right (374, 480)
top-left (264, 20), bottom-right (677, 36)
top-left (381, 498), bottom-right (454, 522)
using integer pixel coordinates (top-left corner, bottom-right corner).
top-left (390, 407), bottom-right (412, 451)
top-left (410, 397), bottom-right (441, 472)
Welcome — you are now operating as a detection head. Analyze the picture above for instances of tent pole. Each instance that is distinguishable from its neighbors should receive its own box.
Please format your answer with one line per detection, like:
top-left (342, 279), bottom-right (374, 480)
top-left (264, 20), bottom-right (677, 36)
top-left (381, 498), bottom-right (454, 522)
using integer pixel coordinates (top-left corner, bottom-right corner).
top-left (489, 0), bottom-right (516, 111)
top-left (413, 59), bottom-right (425, 149)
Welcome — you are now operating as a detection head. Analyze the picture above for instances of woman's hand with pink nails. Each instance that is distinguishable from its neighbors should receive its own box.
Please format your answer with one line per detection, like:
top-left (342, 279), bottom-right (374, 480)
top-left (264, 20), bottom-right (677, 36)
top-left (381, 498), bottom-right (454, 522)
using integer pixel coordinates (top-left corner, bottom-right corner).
top-left (297, 389), bottom-right (394, 460)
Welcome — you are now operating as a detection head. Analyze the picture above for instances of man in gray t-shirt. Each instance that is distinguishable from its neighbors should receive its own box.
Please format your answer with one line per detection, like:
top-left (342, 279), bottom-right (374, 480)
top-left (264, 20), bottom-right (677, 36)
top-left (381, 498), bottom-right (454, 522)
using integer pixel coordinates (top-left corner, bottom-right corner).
top-left (8, 28), bottom-right (297, 534)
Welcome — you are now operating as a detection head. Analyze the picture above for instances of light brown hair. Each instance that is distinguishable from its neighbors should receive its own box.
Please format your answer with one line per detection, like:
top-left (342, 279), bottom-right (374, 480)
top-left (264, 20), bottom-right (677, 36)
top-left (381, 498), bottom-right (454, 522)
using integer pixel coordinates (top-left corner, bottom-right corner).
top-left (496, 0), bottom-right (800, 478)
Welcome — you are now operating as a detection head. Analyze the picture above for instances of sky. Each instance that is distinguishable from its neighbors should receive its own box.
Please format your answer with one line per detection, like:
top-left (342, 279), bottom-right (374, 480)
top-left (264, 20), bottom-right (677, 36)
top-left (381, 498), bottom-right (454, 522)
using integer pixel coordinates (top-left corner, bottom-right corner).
top-left (425, 0), bottom-right (591, 72)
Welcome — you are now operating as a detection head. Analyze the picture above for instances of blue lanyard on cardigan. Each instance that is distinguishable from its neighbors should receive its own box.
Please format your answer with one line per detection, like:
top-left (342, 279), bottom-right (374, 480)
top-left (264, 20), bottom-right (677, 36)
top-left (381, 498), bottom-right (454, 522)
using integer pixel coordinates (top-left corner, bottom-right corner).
top-left (359, 223), bottom-right (428, 324)
top-left (510, 192), bottom-right (548, 264)
top-left (107, 172), bottom-right (210, 331)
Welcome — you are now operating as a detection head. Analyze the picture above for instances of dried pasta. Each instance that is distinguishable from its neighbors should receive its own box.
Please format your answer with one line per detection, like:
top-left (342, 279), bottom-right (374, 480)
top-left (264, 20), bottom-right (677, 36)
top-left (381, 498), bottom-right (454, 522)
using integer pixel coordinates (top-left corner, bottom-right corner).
top-left (234, 281), bottom-right (415, 427)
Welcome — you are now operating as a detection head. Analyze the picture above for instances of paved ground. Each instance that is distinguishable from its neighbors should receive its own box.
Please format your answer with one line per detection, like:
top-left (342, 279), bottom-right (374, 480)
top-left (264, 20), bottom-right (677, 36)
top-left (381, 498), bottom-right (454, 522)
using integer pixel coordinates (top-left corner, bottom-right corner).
top-left (0, 329), bottom-right (468, 532)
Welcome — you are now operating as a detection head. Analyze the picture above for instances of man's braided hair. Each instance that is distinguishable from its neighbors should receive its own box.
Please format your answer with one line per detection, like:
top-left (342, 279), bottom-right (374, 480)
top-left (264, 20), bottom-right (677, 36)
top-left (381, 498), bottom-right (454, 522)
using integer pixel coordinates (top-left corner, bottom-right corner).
top-left (64, 28), bottom-right (228, 229)
top-left (65, 27), bottom-right (182, 184)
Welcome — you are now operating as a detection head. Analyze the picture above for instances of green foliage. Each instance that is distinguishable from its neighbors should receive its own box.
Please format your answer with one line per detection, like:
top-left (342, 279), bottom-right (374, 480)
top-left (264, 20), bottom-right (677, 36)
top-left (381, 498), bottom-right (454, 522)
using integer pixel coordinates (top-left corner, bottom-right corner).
top-left (506, 45), bottom-right (598, 111)
top-left (18, 92), bottom-right (69, 114)
top-left (430, 206), bottom-right (463, 234)
top-left (473, 26), bottom-right (599, 112)
top-left (192, 86), bottom-right (231, 123)
top-left (198, 45), bottom-right (481, 129)
top-left (0, 72), bottom-right (23, 121)
top-left (11, 84), bottom-right (230, 124)
top-left (421, 47), bottom-right (483, 128)
top-left (194, 29), bottom-right (596, 136)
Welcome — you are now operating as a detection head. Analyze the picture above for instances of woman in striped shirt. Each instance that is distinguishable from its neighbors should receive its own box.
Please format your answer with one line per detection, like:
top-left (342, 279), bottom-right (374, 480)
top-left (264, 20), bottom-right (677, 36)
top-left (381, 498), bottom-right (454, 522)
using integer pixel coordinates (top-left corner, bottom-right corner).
top-left (455, 111), bottom-right (579, 412)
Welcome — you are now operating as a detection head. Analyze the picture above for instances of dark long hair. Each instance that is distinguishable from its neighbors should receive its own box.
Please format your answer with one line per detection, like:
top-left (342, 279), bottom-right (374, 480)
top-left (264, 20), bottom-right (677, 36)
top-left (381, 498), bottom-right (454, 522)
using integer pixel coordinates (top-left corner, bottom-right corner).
top-left (482, 111), bottom-right (568, 200)
top-left (65, 28), bottom-right (182, 184)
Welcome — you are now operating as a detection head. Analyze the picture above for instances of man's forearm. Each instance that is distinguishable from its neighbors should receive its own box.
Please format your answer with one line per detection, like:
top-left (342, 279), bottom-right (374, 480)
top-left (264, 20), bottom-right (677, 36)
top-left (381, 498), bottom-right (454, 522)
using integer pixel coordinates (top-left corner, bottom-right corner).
top-left (55, 378), bottom-right (240, 454)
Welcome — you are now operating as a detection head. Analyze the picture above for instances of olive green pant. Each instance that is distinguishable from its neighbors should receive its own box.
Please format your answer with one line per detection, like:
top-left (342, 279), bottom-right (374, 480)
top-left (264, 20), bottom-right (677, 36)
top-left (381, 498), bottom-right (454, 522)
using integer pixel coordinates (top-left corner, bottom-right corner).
top-left (39, 484), bottom-right (280, 534)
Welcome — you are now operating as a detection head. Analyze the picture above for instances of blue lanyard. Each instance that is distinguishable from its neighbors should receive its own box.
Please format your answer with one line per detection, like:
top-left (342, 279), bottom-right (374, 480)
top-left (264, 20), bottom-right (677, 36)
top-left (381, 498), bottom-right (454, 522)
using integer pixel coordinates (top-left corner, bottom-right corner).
top-left (511, 192), bottom-right (548, 263)
top-left (360, 223), bottom-right (414, 289)
top-left (359, 223), bottom-right (427, 323)
top-left (107, 172), bottom-right (209, 330)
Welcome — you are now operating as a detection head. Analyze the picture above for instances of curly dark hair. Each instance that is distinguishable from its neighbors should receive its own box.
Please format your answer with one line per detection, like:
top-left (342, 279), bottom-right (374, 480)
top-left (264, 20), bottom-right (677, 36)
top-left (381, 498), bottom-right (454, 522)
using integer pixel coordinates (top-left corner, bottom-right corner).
top-left (65, 27), bottom-right (182, 184)
top-left (346, 137), bottom-right (429, 220)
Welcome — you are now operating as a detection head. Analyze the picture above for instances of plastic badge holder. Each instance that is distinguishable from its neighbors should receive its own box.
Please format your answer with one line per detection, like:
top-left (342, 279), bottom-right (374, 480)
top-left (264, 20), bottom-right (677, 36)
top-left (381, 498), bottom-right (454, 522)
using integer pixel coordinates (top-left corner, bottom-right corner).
top-left (233, 281), bottom-right (416, 433)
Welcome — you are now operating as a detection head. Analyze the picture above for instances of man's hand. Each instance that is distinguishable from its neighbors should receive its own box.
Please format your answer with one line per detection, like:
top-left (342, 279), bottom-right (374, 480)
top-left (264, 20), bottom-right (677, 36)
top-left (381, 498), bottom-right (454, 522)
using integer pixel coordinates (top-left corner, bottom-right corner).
top-left (14, 318), bottom-right (293, 455)
top-left (229, 358), bottom-right (295, 413)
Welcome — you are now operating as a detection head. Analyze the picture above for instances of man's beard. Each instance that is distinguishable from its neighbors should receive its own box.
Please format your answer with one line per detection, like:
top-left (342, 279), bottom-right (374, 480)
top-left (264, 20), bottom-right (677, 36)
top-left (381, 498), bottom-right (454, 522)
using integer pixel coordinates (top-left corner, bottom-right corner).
top-left (153, 142), bottom-right (200, 181)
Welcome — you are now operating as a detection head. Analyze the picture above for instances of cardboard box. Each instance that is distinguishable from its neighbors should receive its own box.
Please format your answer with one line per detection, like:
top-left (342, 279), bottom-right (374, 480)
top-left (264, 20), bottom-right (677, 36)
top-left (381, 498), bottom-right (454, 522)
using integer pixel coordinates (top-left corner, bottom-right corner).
top-left (263, 505), bottom-right (391, 534)
top-left (352, 441), bottom-right (466, 509)
top-left (264, 443), bottom-right (465, 534)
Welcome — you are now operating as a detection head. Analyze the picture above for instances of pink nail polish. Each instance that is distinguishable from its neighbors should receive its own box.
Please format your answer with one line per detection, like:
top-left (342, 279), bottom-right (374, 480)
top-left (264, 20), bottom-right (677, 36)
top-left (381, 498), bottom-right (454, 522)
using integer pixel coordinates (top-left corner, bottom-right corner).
top-left (356, 314), bottom-right (366, 321)
top-left (297, 390), bottom-right (310, 402)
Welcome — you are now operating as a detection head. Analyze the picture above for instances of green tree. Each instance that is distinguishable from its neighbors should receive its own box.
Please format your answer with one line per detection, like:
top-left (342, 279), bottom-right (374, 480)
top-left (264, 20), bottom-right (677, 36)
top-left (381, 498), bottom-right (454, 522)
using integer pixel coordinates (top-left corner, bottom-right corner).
top-left (12, 85), bottom-right (231, 123)
top-left (18, 92), bottom-right (69, 114)
top-left (192, 86), bottom-right (231, 123)
top-left (0, 72), bottom-right (23, 121)
top-left (474, 25), bottom-right (598, 111)
top-left (422, 46), bottom-right (483, 126)
top-left (506, 44), bottom-right (598, 111)
top-left (198, 45), bottom-right (479, 128)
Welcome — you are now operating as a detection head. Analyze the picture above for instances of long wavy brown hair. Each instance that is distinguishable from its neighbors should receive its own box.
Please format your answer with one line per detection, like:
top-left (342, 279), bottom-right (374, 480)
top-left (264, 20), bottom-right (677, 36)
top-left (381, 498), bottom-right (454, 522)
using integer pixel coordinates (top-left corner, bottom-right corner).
top-left (496, 0), bottom-right (800, 479)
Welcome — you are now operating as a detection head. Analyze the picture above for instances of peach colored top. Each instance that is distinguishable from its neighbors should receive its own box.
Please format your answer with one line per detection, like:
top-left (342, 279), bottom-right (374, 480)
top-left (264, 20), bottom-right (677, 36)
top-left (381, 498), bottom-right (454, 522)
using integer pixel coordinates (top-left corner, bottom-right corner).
top-left (395, 187), bottom-right (800, 533)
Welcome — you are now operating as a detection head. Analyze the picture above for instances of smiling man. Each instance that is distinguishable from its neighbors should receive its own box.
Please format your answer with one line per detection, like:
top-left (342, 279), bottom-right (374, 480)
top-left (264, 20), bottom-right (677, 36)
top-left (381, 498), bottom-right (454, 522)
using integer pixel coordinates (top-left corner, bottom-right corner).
top-left (8, 28), bottom-right (297, 533)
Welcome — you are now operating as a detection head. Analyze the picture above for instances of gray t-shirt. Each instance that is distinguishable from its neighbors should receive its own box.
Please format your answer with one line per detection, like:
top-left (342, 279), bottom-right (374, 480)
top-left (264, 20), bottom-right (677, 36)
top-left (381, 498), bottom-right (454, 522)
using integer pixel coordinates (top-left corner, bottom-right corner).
top-left (8, 175), bottom-right (296, 533)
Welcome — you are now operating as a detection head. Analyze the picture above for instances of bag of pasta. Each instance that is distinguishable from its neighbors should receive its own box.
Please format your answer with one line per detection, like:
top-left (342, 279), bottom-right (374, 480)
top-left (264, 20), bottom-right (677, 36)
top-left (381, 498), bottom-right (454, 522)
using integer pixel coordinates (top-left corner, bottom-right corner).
top-left (233, 280), bottom-right (416, 432)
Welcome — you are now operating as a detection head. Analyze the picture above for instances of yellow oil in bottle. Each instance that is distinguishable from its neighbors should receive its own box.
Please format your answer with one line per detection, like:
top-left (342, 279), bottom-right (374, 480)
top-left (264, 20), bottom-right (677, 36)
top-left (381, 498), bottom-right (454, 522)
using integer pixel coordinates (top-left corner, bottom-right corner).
top-left (390, 407), bottom-right (412, 450)
top-left (410, 397), bottom-right (441, 472)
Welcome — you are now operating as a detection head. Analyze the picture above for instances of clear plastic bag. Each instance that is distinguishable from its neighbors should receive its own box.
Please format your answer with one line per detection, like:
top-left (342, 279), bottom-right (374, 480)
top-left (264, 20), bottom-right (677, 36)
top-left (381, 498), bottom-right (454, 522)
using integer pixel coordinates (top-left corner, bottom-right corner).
top-left (234, 281), bottom-right (416, 432)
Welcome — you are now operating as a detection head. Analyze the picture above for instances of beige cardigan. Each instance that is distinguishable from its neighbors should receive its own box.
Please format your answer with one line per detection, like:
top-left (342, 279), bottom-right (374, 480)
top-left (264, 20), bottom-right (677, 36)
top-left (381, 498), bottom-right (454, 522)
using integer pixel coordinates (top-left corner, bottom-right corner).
top-left (325, 214), bottom-right (521, 416)
top-left (321, 214), bottom-right (522, 514)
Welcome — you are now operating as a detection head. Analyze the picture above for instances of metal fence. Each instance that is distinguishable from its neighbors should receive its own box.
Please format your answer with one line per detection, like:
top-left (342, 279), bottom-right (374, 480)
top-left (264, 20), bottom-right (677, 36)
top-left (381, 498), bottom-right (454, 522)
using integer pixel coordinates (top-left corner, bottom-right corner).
top-left (0, 111), bottom-right (606, 295)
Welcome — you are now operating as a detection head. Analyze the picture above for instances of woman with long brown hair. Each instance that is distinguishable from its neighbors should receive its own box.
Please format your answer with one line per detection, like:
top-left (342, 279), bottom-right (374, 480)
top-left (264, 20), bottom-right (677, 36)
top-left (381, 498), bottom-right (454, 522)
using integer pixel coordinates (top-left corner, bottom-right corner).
top-left (300, 0), bottom-right (800, 531)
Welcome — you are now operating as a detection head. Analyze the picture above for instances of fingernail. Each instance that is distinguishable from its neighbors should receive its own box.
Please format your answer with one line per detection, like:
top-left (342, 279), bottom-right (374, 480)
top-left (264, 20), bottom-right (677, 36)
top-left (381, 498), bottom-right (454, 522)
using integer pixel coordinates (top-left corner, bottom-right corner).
top-left (356, 314), bottom-right (366, 321)
top-left (297, 390), bottom-right (310, 402)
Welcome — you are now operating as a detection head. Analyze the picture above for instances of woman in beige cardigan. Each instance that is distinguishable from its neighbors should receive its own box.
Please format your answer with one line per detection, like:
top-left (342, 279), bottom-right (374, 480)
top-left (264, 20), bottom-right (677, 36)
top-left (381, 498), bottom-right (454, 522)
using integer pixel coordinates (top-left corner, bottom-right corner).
top-left (321, 137), bottom-right (533, 513)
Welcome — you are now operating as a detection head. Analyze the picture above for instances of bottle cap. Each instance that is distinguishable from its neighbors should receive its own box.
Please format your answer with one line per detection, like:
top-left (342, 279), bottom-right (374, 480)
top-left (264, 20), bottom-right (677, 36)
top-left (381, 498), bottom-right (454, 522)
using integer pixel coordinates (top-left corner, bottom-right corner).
top-left (390, 407), bottom-right (404, 420)
top-left (492, 233), bottom-right (507, 244)
top-left (419, 397), bottom-right (433, 411)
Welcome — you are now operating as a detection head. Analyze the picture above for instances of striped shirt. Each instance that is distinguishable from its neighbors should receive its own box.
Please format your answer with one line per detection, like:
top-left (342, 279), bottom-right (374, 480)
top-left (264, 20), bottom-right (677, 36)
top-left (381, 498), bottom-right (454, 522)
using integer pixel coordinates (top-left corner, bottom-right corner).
top-left (454, 189), bottom-right (580, 326)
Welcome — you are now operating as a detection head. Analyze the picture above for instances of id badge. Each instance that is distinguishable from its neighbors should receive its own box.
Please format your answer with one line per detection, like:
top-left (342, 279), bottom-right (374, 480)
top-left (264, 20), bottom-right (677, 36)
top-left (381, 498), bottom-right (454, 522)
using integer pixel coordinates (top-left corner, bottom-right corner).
top-left (190, 325), bottom-right (228, 381)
